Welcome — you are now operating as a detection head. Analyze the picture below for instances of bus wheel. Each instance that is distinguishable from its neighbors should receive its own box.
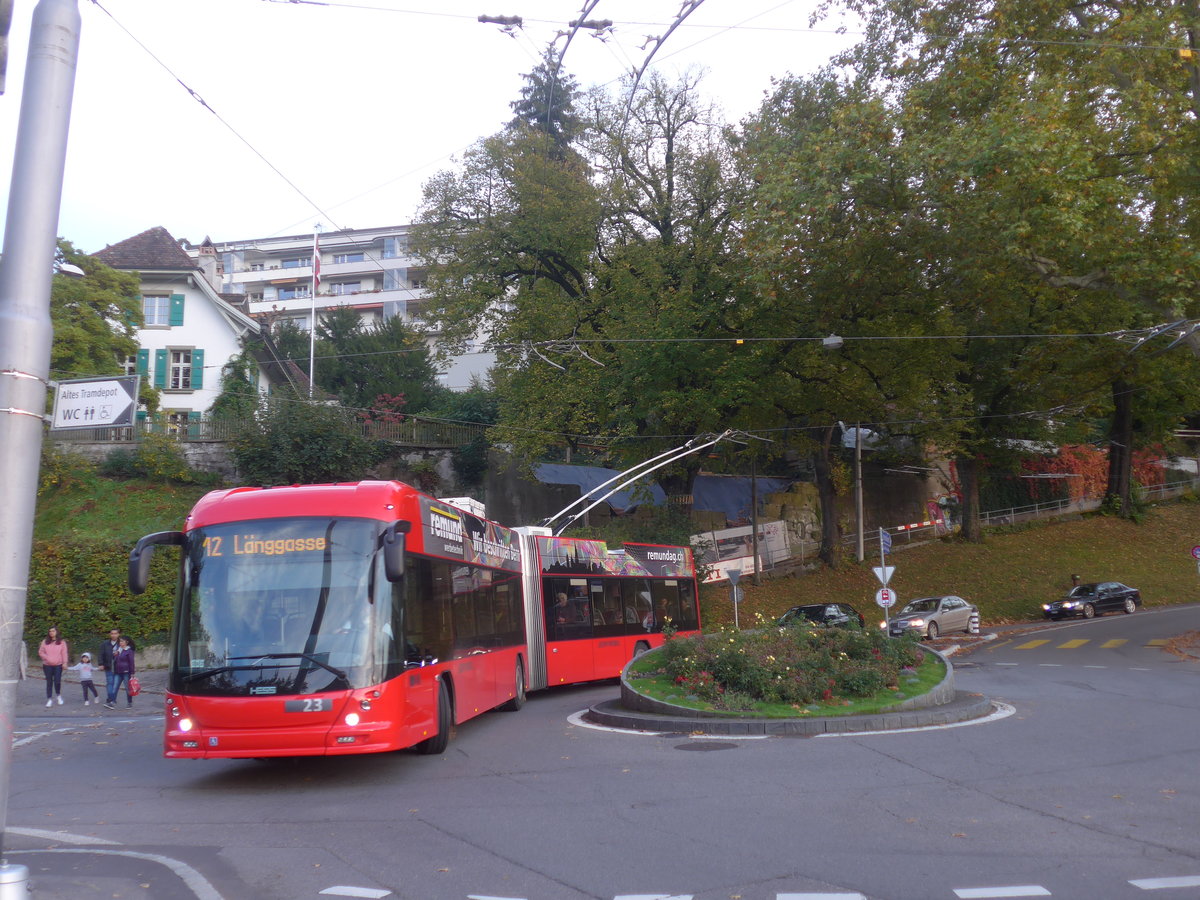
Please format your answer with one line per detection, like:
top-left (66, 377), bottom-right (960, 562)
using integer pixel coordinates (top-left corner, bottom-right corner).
top-left (499, 660), bottom-right (526, 712)
top-left (633, 641), bottom-right (651, 658)
top-left (416, 681), bottom-right (452, 755)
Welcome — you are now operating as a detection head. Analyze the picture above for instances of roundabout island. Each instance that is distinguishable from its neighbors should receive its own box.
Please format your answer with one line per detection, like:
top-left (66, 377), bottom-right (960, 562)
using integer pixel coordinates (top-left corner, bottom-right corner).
top-left (583, 645), bottom-right (1000, 736)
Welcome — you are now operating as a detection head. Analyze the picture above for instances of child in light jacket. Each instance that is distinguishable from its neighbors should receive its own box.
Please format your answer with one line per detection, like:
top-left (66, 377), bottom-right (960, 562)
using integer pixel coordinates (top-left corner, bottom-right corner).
top-left (67, 651), bottom-right (100, 706)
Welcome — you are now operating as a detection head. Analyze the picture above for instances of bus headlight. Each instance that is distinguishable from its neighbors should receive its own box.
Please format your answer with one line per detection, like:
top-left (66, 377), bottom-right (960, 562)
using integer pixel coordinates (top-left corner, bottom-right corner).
top-left (178, 718), bottom-right (194, 732)
top-left (344, 712), bottom-right (360, 727)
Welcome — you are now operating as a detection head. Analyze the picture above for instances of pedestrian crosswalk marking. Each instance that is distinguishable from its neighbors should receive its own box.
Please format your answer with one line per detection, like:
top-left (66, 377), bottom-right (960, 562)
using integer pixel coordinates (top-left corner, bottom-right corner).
top-left (1057, 639), bottom-right (1088, 649)
top-left (1130, 874), bottom-right (1200, 889)
top-left (1101, 639), bottom-right (1127, 648)
top-left (1015, 639), bottom-right (1050, 650)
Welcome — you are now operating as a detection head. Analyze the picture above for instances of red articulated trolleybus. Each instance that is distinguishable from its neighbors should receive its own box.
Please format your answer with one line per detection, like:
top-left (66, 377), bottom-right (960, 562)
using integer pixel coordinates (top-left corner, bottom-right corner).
top-left (128, 481), bottom-right (700, 759)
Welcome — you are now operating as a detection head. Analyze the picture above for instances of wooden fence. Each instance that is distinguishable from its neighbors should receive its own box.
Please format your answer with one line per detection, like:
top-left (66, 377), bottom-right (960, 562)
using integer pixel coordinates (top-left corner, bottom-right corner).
top-left (50, 415), bottom-right (487, 449)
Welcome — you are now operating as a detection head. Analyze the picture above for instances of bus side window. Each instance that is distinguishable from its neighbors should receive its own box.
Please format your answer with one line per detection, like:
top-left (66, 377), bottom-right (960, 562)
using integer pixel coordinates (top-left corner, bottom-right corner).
top-left (405, 557), bottom-right (452, 664)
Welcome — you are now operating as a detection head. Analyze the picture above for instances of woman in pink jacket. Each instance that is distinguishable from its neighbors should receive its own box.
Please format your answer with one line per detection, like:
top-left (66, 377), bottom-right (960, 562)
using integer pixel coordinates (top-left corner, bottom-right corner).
top-left (37, 626), bottom-right (69, 707)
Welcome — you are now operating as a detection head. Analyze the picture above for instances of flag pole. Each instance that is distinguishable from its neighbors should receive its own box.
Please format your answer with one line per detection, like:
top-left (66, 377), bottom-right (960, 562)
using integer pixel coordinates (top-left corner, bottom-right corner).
top-left (309, 224), bottom-right (321, 397)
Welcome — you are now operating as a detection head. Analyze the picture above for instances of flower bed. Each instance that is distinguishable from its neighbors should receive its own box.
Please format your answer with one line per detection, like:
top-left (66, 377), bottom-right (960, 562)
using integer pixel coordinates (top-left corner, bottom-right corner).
top-left (628, 619), bottom-right (934, 716)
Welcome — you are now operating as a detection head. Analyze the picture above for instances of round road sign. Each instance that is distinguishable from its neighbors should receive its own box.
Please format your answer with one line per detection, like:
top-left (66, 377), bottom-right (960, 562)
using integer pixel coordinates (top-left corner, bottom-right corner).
top-left (875, 587), bottom-right (897, 609)
top-left (1191, 545), bottom-right (1200, 560)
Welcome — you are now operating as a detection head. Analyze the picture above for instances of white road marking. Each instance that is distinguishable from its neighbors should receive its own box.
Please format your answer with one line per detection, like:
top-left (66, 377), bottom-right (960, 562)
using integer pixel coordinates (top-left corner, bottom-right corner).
top-left (319, 888), bottom-right (391, 898)
top-left (1130, 875), bottom-right (1200, 889)
top-left (777, 893), bottom-right (867, 899)
top-left (953, 887), bottom-right (1051, 898)
top-left (8, 827), bottom-right (119, 845)
top-left (567, 710), bottom-right (769, 739)
top-left (16, 848), bottom-right (223, 899)
top-left (613, 895), bottom-right (693, 900)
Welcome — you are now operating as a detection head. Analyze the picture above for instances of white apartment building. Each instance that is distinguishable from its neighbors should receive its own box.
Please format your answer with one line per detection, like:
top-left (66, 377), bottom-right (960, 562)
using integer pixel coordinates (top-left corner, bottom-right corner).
top-left (192, 225), bottom-right (492, 391)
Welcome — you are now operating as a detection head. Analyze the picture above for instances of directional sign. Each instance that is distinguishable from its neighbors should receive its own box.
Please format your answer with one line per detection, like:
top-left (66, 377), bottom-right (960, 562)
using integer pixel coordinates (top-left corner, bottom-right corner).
top-left (875, 587), bottom-right (897, 609)
top-left (873, 565), bottom-right (895, 586)
top-left (51, 375), bottom-right (139, 430)
top-left (879, 528), bottom-right (893, 555)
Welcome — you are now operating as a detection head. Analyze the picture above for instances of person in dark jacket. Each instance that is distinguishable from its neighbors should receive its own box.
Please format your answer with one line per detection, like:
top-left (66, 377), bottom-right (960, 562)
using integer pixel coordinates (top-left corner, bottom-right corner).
top-left (99, 628), bottom-right (135, 706)
top-left (105, 636), bottom-right (136, 710)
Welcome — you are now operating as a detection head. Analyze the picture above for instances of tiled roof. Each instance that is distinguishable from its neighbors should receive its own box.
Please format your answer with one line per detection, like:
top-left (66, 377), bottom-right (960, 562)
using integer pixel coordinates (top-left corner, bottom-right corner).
top-left (93, 226), bottom-right (197, 271)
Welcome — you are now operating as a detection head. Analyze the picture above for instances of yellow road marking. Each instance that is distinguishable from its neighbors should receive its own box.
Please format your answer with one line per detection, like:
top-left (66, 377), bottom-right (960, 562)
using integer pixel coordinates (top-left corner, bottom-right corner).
top-left (1015, 639), bottom-right (1050, 650)
top-left (1146, 639), bottom-right (1167, 646)
top-left (1101, 639), bottom-right (1127, 648)
top-left (1057, 639), bottom-right (1089, 649)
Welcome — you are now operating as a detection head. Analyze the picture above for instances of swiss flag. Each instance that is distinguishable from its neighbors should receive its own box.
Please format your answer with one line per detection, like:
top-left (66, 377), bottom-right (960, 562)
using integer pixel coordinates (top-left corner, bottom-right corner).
top-left (313, 234), bottom-right (322, 291)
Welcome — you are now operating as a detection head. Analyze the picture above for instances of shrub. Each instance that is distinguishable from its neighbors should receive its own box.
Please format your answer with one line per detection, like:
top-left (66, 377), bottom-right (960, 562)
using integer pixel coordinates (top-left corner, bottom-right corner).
top-left (98, 432), bottom-right (197, 484)
top-left (657, 618), bottom-right (921, 711)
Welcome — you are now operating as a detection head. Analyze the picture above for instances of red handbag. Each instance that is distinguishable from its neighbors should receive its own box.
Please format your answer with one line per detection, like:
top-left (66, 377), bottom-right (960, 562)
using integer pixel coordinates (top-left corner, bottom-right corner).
top-left (129, 676), bottom-right (141, 697)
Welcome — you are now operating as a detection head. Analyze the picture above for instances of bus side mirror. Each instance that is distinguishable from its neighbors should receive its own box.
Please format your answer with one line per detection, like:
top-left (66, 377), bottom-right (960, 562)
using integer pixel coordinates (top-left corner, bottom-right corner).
top-left (128, 531), bottom-right (185, 595)
top-left (382, 520), bottom-right (411, 582)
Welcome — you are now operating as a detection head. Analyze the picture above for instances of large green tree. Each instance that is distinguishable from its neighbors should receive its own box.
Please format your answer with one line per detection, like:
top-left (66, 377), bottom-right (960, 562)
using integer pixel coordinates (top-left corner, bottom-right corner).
top-left (414, 68), bottom-right (760, 498)
top-left (739, 72), bottom-right (967, 562)
top-left (51, 240), bottom-right (141, 380)
top-left (821, 0), bottom-right (1200, 524)
top-left (271, 307), bottom-right (447, 413)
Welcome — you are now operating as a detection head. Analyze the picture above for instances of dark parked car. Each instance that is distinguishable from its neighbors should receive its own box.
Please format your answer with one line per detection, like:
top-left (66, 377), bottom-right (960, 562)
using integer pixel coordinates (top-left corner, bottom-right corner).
top-left (888, 595), bottom-right (980, 639)
top-left (777, 603), bottom-right (866, 629)
top-left (1043, 582), bottom-right (1141, 620)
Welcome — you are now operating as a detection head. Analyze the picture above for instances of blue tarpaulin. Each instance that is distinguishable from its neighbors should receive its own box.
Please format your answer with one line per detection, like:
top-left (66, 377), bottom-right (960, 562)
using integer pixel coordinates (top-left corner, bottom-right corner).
top-left (533, 464), bottom-right (792, 524)
top-left (693, 475), bottom-right (793, 523)
top-left (533, 464), bottom-right (667, 513)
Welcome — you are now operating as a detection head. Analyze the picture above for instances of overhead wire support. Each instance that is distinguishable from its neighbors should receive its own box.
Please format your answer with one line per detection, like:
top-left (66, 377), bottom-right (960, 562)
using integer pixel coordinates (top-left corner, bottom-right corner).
top-left (542, 429), bottom-right (739, 536)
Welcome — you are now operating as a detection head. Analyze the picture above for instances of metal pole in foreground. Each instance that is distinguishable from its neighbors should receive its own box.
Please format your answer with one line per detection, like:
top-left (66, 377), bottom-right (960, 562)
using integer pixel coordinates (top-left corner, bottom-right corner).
top-left (0, 1), bottom-right (81, 894)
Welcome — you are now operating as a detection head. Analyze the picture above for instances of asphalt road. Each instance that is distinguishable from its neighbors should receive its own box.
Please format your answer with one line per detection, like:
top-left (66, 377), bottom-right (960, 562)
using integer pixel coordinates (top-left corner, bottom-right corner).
top-left (8, 604), bottom-right (1200, 900)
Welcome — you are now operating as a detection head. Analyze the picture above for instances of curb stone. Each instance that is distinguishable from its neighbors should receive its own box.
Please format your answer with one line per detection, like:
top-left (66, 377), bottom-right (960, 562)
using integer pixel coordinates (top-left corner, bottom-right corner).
top-left (590, 645), bottom-right (998, 736)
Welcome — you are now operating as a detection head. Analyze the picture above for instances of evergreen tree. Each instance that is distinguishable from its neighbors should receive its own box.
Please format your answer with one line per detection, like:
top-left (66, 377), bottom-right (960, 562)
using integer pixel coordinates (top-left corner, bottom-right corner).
top-left (509, 46), bottom-right (582, 154)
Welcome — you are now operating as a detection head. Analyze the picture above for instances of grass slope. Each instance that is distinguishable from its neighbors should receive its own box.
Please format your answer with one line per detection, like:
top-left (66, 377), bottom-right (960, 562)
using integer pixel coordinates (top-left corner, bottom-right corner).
top-left (35, 471), bottom-right (209, 543)
top-left (700, 499), bottom-right (1200, 630)
top-left (36, 473), bottom-right (1200, 634)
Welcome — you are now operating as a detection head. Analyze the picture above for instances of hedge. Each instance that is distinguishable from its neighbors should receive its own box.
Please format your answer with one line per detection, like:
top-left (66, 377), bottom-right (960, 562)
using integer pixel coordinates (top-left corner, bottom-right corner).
top-left (26, 538), bottom-right (176, 659)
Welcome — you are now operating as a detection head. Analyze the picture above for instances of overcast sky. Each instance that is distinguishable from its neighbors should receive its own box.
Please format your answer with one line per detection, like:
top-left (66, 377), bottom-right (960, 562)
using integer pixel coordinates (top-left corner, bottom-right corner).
top-left (0, 0), bottom-right (856, 255)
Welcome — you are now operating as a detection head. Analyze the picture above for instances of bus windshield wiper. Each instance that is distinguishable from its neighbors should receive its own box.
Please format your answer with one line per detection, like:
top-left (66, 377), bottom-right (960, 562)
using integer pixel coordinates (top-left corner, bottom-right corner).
top-left (183, 653), bottom-right (348, 683)
top-left (228, 652), bottom-right (349, 681)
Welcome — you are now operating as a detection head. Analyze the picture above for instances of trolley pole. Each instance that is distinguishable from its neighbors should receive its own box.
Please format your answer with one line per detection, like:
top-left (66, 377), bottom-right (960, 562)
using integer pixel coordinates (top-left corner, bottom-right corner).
top-left (0, 2), bottom-right (81, 895)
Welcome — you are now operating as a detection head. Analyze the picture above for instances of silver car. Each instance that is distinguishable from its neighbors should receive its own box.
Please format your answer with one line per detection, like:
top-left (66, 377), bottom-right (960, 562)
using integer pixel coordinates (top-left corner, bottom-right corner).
top-left (888, 595), bottom-right (980, 639)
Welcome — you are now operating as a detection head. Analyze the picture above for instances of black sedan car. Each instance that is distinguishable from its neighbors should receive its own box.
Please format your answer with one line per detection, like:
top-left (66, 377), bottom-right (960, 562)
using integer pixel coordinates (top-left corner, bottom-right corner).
top-left (1043, 582), bottom-right (1141, 620)
top-left (777, 603), bottom-right (866, 629)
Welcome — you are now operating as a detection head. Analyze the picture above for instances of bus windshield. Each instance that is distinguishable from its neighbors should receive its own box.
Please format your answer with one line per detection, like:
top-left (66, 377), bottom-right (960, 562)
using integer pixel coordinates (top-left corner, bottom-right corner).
top-left (173, 517), bottom-right (387, 696)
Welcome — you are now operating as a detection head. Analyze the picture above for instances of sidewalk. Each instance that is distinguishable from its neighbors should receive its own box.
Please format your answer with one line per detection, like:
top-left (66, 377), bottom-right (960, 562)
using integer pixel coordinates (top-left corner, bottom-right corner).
top-left (17, 666), bottom-right (168, 717)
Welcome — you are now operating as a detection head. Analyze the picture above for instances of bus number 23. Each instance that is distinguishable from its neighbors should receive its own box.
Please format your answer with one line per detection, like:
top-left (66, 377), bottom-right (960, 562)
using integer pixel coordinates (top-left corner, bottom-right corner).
top-left (285, 698), bottom-right (331, 713)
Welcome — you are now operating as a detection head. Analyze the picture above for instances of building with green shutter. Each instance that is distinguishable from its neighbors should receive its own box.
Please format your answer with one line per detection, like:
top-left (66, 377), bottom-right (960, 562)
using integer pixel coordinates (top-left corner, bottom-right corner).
top-left (94, 226), bottom-right (297, 429)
